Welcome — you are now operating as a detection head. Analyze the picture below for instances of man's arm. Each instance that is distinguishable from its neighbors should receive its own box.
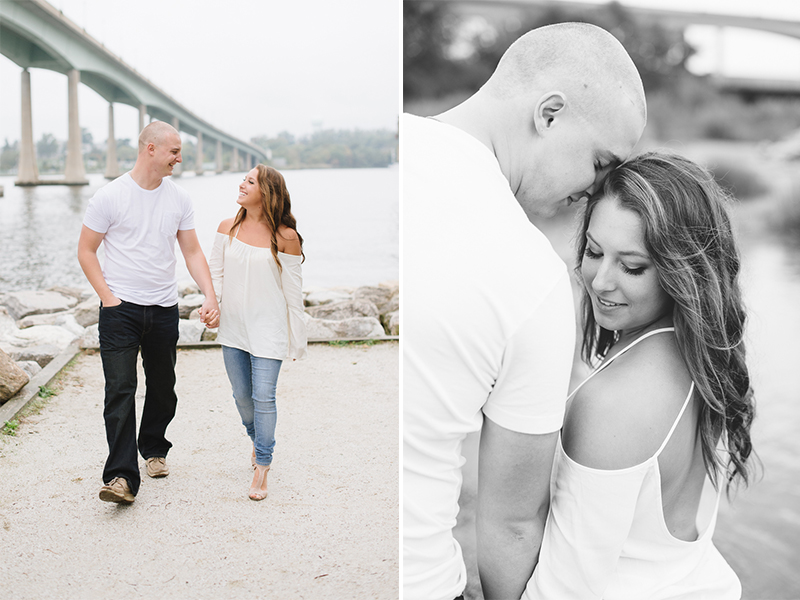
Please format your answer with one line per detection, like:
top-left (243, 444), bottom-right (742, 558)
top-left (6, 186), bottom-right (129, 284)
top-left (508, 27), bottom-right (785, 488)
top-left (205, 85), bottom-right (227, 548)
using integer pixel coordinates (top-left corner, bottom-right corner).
top-left (77, 225), bottom-right (120, 307)
top-left (477, 415), bottom-right (558, 600)
top-left (176, 229), bottom-right (219, 327)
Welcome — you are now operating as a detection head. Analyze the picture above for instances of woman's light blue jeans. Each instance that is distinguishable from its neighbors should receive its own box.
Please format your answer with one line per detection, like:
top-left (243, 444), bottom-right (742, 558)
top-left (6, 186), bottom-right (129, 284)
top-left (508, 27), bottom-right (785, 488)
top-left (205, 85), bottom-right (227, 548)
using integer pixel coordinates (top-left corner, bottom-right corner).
top-left (222, 346), bottom-right (282, 466)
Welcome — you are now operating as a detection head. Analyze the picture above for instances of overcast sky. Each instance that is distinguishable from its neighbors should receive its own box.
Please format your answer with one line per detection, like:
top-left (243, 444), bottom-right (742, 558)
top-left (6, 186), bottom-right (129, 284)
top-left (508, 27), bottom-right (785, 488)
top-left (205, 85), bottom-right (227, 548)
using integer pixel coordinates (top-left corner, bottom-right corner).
top-left (2, 0), bottom-right (800, 148)
top-left (0, 0), bottom-right (400, 146)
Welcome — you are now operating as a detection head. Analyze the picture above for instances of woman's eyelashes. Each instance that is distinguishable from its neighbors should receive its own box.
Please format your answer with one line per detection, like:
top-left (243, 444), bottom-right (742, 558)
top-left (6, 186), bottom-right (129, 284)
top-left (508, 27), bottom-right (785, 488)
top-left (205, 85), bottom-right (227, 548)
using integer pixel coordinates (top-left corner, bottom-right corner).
top-left (583, 245), bottom-right (647, 276)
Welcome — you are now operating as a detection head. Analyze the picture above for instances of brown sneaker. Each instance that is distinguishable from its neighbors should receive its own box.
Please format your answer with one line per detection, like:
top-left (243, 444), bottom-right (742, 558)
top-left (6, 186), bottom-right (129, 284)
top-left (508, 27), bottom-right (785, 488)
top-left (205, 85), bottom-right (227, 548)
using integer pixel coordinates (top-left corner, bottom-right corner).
top-left (145, 456), bottom-right (169, 478)
top-left (99, 477), bottom-right (134, 504)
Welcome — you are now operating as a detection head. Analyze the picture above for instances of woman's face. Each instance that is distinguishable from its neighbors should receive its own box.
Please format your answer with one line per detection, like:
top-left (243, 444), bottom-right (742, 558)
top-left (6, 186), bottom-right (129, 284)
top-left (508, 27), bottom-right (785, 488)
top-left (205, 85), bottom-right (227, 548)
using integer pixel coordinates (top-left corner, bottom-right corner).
top-left (237, 168), bottom-right (262, 209)
top-left (580, 195), bottom-right (673, 334)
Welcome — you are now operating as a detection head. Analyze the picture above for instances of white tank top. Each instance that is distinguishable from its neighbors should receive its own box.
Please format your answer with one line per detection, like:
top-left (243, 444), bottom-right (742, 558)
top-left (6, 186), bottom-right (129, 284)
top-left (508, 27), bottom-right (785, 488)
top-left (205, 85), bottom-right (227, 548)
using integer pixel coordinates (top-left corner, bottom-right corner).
top-left (523, 328), bottom-right (742, 599)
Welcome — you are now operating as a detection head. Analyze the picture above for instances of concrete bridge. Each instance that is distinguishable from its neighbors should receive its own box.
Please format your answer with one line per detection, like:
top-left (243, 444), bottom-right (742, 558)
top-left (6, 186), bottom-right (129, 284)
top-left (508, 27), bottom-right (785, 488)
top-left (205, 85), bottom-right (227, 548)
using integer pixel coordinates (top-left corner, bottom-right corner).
top-left (450, 0), bottom-right (800, 96)
top-left (0, 0), bottom-right (267, 186)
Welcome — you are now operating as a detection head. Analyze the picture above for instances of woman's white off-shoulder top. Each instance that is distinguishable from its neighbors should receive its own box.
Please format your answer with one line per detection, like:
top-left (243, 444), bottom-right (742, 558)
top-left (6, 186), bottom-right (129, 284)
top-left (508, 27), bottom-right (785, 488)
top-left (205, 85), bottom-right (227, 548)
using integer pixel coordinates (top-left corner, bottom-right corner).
top-left (209, 231), bottom-right (307, 361)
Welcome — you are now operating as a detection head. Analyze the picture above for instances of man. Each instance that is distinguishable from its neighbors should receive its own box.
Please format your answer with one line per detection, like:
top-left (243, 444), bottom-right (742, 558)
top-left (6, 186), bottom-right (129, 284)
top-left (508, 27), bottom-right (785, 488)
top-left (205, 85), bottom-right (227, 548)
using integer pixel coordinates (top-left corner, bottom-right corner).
top-left (403, 22), bottom-right (647, 600)
top-left (78, 121), bottom-right (219, 504)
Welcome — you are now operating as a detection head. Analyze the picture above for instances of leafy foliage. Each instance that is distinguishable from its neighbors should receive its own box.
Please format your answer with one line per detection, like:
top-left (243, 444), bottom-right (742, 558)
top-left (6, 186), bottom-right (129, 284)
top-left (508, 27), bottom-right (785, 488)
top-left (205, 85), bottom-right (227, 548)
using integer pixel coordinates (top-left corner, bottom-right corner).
top-left (251, 129), bottom-right (397, 169)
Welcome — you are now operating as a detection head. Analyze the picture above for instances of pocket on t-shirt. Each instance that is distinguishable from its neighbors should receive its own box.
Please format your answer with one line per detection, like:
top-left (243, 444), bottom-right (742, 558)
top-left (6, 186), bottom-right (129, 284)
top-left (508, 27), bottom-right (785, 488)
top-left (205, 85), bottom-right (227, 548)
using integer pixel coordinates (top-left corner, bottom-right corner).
top-left (160, 211), bottom-right (182, 236)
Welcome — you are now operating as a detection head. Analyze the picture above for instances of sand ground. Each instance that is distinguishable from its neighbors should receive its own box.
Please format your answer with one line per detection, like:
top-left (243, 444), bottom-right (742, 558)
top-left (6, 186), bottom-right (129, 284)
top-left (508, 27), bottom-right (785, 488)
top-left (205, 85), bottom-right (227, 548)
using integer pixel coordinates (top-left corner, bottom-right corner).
top-left (0, 342), bottom-right (398, 599)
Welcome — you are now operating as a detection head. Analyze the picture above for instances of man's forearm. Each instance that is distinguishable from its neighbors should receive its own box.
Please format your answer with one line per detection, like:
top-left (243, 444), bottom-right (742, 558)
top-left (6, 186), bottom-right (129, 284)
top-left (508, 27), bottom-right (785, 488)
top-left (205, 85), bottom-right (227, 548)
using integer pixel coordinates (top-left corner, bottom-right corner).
top-left (184, 251), bottom-right (215, 299)
top-left (77, 248), bottom-right (116, 305)
top-left (477, 514), bottom-right (545, 600)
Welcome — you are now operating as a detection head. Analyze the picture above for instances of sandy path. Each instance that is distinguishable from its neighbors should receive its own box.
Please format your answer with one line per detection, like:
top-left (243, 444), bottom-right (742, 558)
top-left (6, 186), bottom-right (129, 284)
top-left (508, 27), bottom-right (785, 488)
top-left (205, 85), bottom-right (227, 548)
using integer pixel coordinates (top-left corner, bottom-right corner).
top-left (0, 342), bottom-right (398, 599)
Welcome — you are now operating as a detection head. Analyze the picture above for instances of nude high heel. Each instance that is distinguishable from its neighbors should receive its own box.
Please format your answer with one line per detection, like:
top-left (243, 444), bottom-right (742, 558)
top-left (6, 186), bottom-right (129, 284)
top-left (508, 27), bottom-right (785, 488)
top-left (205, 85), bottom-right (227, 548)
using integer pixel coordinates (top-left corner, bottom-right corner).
top-left (249, 464), bottom-right (270, 501)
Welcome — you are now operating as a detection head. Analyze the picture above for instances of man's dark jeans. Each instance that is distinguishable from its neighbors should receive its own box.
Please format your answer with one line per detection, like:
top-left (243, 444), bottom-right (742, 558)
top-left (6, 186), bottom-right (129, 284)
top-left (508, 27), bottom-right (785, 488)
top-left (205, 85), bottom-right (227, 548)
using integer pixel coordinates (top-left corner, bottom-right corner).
top-left (98, 300), bottom-right (179, 496)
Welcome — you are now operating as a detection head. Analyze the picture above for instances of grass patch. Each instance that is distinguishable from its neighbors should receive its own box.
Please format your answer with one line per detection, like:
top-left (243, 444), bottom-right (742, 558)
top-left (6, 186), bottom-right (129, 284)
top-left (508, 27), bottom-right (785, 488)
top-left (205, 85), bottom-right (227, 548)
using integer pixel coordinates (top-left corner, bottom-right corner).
top-left (2, 420), bottom-right (19, 436)
top-left (328, 339), bottom-right (377, 347)
top-left (38, 385), bottom-right (57, 399)
top-left (1, 353), bottom-right (80, 440)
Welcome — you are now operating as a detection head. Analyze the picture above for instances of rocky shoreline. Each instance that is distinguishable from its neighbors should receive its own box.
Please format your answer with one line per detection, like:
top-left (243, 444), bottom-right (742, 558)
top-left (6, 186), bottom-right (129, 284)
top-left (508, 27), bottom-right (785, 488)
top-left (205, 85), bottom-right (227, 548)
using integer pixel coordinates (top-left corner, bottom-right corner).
top-left (0, 281), bottom-right (398, 404)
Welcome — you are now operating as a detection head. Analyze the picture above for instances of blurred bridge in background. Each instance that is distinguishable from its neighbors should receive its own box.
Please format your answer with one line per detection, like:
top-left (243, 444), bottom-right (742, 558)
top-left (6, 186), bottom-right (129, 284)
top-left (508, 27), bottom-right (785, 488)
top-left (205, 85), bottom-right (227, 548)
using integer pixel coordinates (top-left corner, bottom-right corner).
top-left (452, 0), bottom-right (800, 99)
top-left (0, 0), bottom-right (267, 186)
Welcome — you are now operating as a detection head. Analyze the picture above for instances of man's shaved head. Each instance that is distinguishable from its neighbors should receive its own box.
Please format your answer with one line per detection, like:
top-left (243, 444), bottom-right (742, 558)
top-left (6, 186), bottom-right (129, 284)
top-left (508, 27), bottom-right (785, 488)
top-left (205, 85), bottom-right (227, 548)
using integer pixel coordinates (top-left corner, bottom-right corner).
top-left (484, 22), bottom-right (646, 123)
top-left (138, 121), bottom-right (180, 153)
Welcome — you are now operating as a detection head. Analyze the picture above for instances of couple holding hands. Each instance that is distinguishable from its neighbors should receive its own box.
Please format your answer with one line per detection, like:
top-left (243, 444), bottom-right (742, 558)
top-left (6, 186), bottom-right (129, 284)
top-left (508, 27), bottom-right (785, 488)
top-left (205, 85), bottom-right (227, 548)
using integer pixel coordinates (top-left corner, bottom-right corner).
top-left (78, 121), bottom-right (307, 505)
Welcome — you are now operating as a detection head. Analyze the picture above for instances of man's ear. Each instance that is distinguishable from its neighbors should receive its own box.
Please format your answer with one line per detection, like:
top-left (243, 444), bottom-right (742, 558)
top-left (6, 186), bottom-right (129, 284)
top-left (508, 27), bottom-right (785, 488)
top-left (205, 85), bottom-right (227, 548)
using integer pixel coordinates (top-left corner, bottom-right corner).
top-left (533, 92), bottom-right (566, 134)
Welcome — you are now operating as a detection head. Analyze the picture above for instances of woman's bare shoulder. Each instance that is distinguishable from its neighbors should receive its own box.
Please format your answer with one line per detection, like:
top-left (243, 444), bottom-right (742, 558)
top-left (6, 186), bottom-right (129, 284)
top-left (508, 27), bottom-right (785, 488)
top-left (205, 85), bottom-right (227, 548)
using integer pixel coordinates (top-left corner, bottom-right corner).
top-left (217, 217), bottom-right (235, 234)
top-left (277, 225), bottom-right (302, 255)
top-left (277, 224), bottom-right (298, 240)
top-left (564, 334), bottom-right (692, 470)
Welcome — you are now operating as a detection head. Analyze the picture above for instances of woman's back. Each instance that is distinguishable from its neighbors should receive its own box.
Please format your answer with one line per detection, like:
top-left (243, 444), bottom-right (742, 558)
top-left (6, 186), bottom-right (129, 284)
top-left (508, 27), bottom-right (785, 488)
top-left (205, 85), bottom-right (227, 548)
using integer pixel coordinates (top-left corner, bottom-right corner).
top-left (523, 328), bottom-right (741, 599)
top-left (566, 328), bottom-right (705, 540)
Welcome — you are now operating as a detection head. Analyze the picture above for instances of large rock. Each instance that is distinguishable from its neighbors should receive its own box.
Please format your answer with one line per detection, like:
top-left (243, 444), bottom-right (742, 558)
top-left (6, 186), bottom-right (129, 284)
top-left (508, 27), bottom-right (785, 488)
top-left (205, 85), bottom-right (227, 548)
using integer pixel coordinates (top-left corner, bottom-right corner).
top-left (47, 286), bottom-right (86, 302)
top-left (17, 360), bottom-right (43, 379)
top-left (305, 314), bottom-right (386, 340)
top-left (178, 318), bottom-right (206, 344)
top-left (179, 294), bottom-right (206, 319)
top-left (5, 345), bottom-right (62, 368)
top-left (3, 290), bottom-right (78, 320)
top-left (17, 313), bottom-right (62, 329)
top-left (178, 281), bottom-right (200, 297)
top-left (304, 289), bottom-right (353, 307)
top-left (74, 296), bottom-right (101, 327)
top-left (2, 324), bottom-right (79, 350)
top-left (81, 324), bottom-right (99, 349)
top-left (0, 348), bottom-right (30, 403)
top-left (305, 299), bottom-right (379, 321)
top-left (0, 307), bottom-right (17, 338)
top-left (384, 310), bottom-right (399, 336)
top-left (354, 285), bottom-right (397, 314)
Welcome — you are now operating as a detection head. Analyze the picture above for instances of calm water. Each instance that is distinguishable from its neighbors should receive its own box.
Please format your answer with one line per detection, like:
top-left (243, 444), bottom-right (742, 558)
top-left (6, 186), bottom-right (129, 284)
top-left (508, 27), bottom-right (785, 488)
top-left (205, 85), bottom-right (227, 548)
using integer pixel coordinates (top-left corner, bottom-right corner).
top-left (0, 165), bottom-right (398, 293)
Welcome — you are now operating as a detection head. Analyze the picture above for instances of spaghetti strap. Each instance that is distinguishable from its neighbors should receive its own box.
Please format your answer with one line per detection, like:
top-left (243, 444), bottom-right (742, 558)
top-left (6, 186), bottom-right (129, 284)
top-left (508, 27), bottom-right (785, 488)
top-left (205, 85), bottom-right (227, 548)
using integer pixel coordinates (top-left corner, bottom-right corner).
top-left (567, 327), bottom-right (676, 400)
top-left (653, 381), bottom-right (694, 457)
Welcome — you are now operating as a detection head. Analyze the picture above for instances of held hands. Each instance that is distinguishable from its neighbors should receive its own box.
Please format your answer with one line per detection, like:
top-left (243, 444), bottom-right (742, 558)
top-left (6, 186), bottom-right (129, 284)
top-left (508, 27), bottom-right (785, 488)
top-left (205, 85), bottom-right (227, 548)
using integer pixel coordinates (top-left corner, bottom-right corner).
top-left (198, 297), bottom-right (220, 329)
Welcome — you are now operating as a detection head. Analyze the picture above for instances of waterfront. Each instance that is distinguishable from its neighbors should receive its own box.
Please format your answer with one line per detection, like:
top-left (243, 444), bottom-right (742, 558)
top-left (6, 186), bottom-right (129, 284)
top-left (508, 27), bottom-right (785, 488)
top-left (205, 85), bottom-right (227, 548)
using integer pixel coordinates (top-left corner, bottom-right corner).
top-left (0, 165), bottom-right (398, 293)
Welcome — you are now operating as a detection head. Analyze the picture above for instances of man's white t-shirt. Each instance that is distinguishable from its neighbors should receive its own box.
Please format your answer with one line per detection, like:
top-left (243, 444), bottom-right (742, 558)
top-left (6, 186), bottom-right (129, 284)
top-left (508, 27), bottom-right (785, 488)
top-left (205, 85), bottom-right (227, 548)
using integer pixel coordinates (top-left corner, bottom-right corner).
top-left (82, 173), bottom-right (194, 307)
top-left (402, 114), bottom-right (576, 600)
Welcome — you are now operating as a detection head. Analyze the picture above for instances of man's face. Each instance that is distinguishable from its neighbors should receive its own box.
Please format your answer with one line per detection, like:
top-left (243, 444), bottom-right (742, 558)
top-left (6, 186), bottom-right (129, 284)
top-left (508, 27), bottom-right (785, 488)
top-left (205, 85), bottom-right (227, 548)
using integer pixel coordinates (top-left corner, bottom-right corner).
top-left (152, 132), bottom-right (182, 177)
top-left (514, 100), bottom-right (644, 220)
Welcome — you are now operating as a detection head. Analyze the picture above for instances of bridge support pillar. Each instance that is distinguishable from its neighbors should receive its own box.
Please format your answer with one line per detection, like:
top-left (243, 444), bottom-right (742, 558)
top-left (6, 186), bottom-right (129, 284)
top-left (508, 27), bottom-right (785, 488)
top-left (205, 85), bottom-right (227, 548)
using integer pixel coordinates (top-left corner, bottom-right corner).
top-left (16, 68), bottom-right (39, 185)
top-left (139, 104), bottom-right (146, 133)
top-left (195, 132), bottom-right (204, 175)
top-left (64, 69), bottom-right (88, 185)
top-left (171, 117), bottom-right (182, 177)
top-left (232, 147), bottom-right (240, 172)
top-left (216, 140), bottom-right (223, 174)
top-left (245, 153), bottom-right (251, 170)
top-left (105, 103), bottom-right (120, 179)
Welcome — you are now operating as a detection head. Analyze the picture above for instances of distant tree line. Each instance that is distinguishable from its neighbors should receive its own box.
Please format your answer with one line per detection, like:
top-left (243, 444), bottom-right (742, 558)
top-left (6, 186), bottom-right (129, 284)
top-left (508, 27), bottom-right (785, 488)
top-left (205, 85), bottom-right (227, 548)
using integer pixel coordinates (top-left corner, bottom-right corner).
top-left (0, 127), bottom-right (397, 175)
top-left (251, 129), bottom-right (397, 169)
top-left (404, 1), bottom-right (800, 142)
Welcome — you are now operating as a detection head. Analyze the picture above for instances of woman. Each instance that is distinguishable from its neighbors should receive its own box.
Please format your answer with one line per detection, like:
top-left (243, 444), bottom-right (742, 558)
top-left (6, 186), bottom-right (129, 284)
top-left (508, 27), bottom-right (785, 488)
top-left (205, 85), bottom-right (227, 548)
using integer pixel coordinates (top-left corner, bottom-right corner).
top-left (523, 152), bottom-right (756, 599)
top-left (208, 164), bottom-right (307, 501)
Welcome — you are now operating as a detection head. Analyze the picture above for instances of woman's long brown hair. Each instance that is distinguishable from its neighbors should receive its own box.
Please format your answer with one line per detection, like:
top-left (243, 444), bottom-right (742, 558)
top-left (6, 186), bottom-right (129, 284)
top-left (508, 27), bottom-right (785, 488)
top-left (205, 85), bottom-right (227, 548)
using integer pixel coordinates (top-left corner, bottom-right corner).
top-left (229, 164), bottom-right (304, 272)
top-left (576, 151), bottom-right (756, 497)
